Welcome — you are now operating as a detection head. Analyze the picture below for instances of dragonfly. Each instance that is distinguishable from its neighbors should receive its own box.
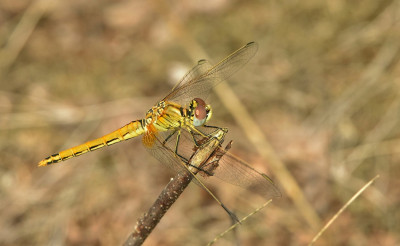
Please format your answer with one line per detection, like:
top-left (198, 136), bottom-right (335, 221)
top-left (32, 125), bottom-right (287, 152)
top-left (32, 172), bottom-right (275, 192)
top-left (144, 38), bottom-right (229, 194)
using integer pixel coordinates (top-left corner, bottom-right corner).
top-left (38, 42), bottom-right (280, 203)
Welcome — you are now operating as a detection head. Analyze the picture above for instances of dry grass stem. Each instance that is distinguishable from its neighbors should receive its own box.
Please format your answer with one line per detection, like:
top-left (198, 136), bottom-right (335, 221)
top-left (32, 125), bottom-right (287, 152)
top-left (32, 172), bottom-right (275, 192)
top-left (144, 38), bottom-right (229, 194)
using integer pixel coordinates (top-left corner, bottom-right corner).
top-left (207, 199), bottom-right (273, 246)
top-left (0, 0), bottom-right (54, 76)
top-left (308, 175), bottom-right (380, 245)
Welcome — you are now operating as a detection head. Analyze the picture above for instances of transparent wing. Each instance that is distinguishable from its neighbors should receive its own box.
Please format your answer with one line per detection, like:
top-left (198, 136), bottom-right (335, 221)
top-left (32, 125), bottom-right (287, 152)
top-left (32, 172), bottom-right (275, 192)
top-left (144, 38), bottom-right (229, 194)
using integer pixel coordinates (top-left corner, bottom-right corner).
top-left (163, 42), bottom-right (258, 105)
top-left (200, 150), bottom-right (282, 199)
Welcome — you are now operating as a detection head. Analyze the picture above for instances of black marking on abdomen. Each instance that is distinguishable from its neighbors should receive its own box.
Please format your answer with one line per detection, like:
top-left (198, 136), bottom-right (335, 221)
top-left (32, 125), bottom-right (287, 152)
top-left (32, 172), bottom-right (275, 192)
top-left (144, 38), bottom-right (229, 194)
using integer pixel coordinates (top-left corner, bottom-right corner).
top-left (89, 143), bottom-right (103, 150)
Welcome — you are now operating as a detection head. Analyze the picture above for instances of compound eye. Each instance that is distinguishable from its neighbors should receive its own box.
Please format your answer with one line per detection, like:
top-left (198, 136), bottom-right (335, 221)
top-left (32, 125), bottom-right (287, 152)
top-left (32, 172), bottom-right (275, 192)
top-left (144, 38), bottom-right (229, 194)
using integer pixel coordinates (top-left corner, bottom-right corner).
top-left (193, 98), bottom-right (207, 126)
top-left (195, 104), bottom-right (206, 119)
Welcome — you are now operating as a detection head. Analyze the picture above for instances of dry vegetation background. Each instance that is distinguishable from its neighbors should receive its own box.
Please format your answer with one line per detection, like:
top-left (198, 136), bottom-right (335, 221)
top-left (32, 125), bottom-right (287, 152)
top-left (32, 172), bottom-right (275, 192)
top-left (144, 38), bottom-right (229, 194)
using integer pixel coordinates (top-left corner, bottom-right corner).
top-left (1, 0), bottom-right (400, 245)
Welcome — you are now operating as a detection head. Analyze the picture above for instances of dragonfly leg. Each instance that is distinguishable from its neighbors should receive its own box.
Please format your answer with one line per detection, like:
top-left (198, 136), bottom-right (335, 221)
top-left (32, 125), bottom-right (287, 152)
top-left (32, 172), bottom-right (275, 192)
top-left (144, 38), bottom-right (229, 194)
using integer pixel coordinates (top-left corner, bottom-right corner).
top-left (188, 126), bottom-right (227, 148)
top-left (163, 129), bottom-right (178, 145)
top-left (177, 153), bottom-right (189, 163)
top-left (192, 125), bottom-right (228, 139)
top-left (160, 129), bottom-right (191, 165)
top-left (202, 124), bottom-right (221, 129)
top-left (188, 129), bottom-right (201, 146)
top-left (173, 129), bottom-right (193, 165)
top-left (190, 164), bottom-right (214, 176)
top-left (203, 125), bottom-right (228, 137)
top-left (174, 129), bottom-right (181, 155)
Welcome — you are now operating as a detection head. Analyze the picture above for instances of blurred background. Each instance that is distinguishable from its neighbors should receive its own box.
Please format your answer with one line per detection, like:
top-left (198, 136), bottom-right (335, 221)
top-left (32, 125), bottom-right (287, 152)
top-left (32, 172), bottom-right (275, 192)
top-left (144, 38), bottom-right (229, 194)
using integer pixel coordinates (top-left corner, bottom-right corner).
top-left (1, 0), bottom-right (399, 245)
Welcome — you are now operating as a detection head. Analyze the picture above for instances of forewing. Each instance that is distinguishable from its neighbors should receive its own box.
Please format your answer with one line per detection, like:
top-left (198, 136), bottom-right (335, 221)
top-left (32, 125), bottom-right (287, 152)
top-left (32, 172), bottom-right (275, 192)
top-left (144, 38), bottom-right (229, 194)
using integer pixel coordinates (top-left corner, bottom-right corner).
top-left (167, 59), bottom-right (213, 98)
top-left (164, 42), bottom-right (258, 105)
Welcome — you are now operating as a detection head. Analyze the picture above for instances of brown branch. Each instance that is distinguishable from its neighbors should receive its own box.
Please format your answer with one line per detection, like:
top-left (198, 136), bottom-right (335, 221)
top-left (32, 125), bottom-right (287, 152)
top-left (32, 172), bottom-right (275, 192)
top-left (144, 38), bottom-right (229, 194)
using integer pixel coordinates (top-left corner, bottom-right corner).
top-left (123, 171), bottom-right (192, 246)
top-left (123, 129), bottom-right (228, 246)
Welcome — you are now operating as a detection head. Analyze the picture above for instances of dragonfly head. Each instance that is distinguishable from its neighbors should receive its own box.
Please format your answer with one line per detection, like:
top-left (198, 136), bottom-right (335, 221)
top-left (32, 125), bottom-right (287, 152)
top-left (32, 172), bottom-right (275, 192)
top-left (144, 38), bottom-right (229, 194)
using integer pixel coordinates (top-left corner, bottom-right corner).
top-left (190, 98), bottom-right (212, 127)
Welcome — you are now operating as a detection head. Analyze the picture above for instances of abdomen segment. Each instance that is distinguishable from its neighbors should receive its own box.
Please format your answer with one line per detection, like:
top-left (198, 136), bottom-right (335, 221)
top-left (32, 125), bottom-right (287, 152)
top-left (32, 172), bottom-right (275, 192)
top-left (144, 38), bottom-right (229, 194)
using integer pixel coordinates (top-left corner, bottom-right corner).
top-left (38, 120), bottom-right (146, 166)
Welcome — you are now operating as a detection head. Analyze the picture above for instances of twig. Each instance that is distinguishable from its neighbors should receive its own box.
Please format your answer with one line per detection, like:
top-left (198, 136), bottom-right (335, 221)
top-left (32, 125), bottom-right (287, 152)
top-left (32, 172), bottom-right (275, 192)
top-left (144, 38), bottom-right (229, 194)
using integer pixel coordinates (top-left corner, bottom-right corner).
top-left (123, 171), bottom-right (192, 246)
top-left (308, 175), bottom-right (380, 245)
top-left (123, 129), bottom-right (228, 246)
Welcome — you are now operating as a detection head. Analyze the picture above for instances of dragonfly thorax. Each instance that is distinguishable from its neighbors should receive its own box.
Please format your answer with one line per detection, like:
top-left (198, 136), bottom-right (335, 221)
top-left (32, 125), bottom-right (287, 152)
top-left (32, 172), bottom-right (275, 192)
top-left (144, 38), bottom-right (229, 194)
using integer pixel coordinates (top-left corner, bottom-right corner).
top-left (143, 98), bottom-right (212, 134)
top-left (145, 101), bottom-right (184, 132)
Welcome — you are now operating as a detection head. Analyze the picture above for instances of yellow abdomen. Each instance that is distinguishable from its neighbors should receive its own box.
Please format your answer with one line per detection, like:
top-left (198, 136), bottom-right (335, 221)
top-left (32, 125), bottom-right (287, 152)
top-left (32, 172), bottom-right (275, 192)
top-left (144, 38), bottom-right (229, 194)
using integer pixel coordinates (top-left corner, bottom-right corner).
top-left (38, 120), bottom-right (146, 166)
top-left (38, 101), bottom-right (187, 167)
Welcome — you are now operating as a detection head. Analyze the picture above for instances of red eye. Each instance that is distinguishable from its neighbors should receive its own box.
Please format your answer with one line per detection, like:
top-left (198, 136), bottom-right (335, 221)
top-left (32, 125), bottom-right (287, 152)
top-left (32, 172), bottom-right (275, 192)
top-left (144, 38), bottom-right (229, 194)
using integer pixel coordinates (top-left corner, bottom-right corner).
top-left (194, 98), bottom-right (207, 119)
top-left (195, 106), bottom-right (206, 120)
top-left (193, 98), bottom-right (208, 126)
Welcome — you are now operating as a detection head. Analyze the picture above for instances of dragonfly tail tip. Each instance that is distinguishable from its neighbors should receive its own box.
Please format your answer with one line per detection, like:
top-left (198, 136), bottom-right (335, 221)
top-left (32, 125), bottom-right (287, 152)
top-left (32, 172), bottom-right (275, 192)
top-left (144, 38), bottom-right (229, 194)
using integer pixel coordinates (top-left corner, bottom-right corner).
top-left (38, 161), bottom-right (47, 167)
